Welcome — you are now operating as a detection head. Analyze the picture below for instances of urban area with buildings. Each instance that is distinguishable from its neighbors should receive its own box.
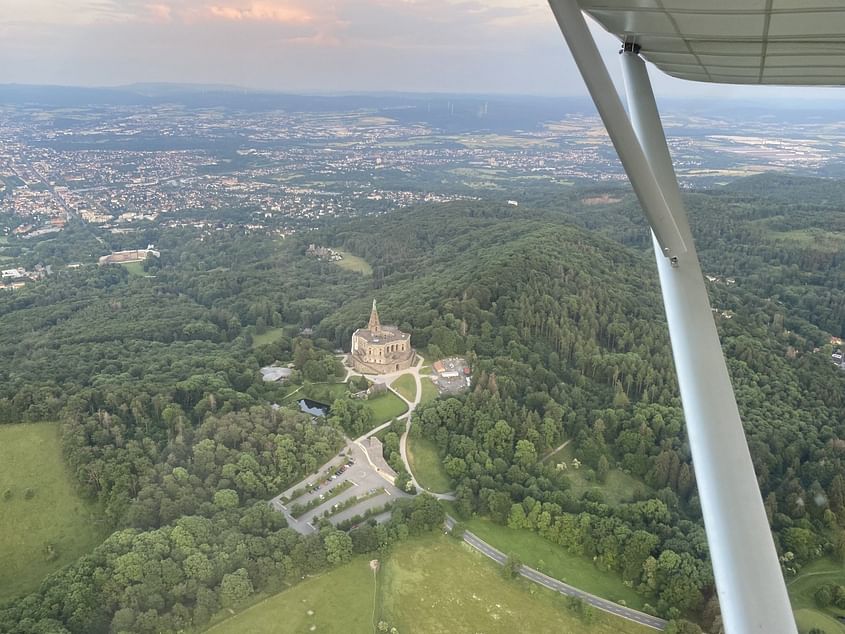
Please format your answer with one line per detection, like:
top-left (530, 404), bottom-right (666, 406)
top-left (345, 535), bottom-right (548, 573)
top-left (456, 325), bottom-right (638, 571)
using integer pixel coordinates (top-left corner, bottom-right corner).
top-left (1, 96), bottom-right (845, 294)
top-left (3, 100), bottom-right (843, 243)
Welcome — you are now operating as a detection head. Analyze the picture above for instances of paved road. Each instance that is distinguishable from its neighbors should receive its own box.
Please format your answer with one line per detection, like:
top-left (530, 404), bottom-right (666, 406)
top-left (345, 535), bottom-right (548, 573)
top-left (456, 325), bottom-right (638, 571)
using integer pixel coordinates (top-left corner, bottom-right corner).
top-left (347, 353), bottom-right (455, 498)
top-left (274, 358), bottom-right (664, 631)
top-left (17, 162), bottom-right (74, 217)
top-left (269, 440), bottom-right (409, 534)
top-left (444, 516), bottom-right (667, 631)
top-left (352, 353), bottom-right (456, 500)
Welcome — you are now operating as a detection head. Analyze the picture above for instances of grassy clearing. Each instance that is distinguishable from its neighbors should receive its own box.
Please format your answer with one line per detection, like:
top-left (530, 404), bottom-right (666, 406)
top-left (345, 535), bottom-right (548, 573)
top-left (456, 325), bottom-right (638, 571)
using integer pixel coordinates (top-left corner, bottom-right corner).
top-left (295, 382), bottom-right (349, 405)
top-left (788, 557), bottom-right (845, 633)
top-left (795, 608), bottom-right (845, 634)
top-left (419, 365), bottom-right (431, 375)
top-left (208, 534), bottom-right (652, 634)
top-left (420, 378), bottom-right (439, 404)
top-left (407, 435), bottom-right (452, 494)
top-left (390, 374), bottom-right (416, 402)
top-left (541, 439), bottom-right (570, 463)
top-left (250, 327), bottom-right (285, 348)
top-left (120, 260), bottom-right (145, 276)
top-left (0, 423), bottom-right (106, 603)
top-left (379, 534), bottom-right (653, 634)
top-left (457, 515), bottom-right (644, 610)
top-left (334, 250), bottom-right (372, 276)
top-left (206, 557), bottom-right (375, 634)
top-left (448, 133), bottom-right (557, 150)
top-left (366, 391), bottom-right (408, 424)
top-left (768, 227), bottom-right (845, 253)
top-left (555, 444), bottom-right (649, 505)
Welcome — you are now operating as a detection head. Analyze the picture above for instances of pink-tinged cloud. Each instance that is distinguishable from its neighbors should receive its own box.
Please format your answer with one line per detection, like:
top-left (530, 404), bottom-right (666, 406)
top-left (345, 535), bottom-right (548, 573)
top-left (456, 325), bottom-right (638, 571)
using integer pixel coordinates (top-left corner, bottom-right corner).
top-left (208, 2), bottom-right (313, 24)
top-left (146, 3), bottom-right (173, 23)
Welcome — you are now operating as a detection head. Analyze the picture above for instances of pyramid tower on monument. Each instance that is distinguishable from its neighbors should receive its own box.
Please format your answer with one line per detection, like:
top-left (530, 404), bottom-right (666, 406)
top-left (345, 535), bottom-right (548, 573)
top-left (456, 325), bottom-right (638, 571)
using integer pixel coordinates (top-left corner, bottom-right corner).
top-left (368, 299), bottom-right (381, 333)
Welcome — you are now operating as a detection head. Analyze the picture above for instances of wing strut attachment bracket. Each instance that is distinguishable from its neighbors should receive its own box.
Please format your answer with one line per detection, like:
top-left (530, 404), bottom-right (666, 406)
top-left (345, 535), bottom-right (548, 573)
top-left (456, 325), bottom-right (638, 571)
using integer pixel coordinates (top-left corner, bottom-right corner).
top-left (547, 0), bottom-right (685, 259)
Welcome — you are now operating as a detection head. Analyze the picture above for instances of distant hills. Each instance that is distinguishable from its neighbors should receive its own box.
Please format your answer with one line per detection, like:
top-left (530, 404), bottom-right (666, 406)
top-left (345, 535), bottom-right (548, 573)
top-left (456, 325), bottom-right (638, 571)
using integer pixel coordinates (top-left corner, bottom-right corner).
top-left (3, 82), bottom-right (845, 132)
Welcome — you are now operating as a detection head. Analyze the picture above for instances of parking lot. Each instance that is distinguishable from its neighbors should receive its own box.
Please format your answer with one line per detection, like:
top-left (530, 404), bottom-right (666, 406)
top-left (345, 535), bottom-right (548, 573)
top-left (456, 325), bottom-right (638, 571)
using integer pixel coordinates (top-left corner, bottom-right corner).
top-left (269, 439), bottom-right (409, 534)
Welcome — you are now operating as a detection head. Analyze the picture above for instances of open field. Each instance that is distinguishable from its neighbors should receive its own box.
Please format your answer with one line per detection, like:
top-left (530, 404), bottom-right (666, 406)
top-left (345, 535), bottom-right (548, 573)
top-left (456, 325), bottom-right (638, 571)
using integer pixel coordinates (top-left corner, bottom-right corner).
top-left (420, 378), bottom-right (439, 404)
top-left (555, 443), bottom-right (649, 505)
top-left (120, 260), bottom-right (145, 276)
top-left (448, 133), bottom-right (558, 150)
top-left (334, 250), bottom-right (372, 276)
top-left (250, 327), bottom-right (285, 348)
top-left (208, 534), bottom-right (652, 634)
top-left (456, 515), bottom-right (645, 610)
top-left (788, 556), bottom-right (845, 633)
top-left (795, 608), bottom-right (845, 634)
top-left (379, 534), bottom-right (653, 634)
top-left (366, 390), bottom-right (408, 423)
top-left (292, 381), bottom-right (349, 405)
top-left (206, 557), bottom-right (375, 633)
top-left (768, 227), bottom-right (845, 253)
top-left (0, 423), bottom-right (106, 603)
top-left (407, 435), bottom-right (452, 494)
top-left (390, 373), bottom-right (416, 402)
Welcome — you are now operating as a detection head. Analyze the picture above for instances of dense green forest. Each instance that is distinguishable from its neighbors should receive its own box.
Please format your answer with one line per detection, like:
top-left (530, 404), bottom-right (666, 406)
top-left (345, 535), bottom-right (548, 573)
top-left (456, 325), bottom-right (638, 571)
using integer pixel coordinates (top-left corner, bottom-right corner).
top-left (314, 192), bottom-right (845, 627)
top-left (1, 174), bottom-right (845, 631)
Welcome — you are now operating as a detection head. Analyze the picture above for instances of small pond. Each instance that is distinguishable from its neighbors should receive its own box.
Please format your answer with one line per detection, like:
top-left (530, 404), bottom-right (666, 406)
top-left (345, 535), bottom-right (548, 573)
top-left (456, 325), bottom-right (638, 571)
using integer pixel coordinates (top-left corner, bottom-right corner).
top-left (298, 398), bottom-right (330, 417)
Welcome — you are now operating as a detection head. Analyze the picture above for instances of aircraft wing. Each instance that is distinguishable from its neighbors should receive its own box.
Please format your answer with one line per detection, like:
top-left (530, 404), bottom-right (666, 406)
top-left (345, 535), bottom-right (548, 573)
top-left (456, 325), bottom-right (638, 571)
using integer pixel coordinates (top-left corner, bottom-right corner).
top-left (580, 1), bottom-right (845, 84)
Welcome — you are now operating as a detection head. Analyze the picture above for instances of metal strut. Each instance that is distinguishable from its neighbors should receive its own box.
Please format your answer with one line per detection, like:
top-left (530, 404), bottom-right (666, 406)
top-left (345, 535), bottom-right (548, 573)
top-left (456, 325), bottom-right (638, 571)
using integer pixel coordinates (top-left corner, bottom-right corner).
top-left (547, 1), bottom-right (798, 633)
top-left (546, 0), bottom-right (686, 260)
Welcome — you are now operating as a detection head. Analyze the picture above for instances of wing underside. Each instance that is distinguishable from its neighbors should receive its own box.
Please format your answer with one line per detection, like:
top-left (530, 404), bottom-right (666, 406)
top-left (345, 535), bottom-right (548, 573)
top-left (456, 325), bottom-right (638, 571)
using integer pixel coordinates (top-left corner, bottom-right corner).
top-left (580, 1), bottom-right (845, 85)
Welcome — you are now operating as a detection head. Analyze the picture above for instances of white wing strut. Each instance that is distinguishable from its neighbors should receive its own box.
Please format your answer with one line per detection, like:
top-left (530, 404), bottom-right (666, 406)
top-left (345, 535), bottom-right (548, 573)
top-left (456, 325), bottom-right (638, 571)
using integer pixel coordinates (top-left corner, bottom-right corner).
top-left (547, 1), bottom-right (798, 633)
top-left (546, 0), bottom-right (686, 259)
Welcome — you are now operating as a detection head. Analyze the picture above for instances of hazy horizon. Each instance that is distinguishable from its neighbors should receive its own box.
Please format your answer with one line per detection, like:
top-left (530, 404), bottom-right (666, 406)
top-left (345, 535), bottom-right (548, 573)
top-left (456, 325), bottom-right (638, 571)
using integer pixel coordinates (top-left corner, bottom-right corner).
top-left (5, 1), bottom-right (845, 104)
top-left (5, 82), bottom-right (845, 117)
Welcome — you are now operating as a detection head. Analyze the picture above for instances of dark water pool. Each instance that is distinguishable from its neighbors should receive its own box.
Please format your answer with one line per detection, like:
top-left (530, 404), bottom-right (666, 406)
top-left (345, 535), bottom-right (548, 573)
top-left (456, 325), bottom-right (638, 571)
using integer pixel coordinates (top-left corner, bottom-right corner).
top-left (298, 398), bottom-right (329, 417)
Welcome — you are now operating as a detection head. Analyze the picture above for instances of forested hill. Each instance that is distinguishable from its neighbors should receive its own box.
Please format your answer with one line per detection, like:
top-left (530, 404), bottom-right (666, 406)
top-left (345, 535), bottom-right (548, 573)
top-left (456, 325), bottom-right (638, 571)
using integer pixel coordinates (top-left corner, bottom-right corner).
top-left (522, 173), bottom-right (845, 340)
top-left (318, 201), bottom-right (679, 406)
top-left (691, 174), bottom-right (845, 340)
top-left (1, 187), bottom-right (844, 630)
top-left (316, 199), bottom-right (845, 624)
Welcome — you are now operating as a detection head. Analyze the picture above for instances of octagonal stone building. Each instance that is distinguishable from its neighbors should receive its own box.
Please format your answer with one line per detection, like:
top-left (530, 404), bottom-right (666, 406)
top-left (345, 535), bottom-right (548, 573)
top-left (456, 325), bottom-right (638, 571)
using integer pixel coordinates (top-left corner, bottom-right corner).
top-left (350, 300), bottom-right (414, 374)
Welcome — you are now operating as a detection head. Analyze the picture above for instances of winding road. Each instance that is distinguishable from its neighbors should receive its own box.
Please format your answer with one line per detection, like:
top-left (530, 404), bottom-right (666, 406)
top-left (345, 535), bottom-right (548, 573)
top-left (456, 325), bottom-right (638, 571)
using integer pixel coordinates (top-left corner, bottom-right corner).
top-left (347, 354), bottom-right (666, 630)
top-left (444, 516), bottom-right (667, 630)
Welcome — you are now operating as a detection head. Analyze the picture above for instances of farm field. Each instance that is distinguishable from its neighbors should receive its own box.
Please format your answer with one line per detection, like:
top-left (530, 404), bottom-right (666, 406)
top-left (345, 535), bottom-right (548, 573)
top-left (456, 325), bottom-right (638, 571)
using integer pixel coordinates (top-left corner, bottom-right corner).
top-left (0, 423), bottom-right (106, 603)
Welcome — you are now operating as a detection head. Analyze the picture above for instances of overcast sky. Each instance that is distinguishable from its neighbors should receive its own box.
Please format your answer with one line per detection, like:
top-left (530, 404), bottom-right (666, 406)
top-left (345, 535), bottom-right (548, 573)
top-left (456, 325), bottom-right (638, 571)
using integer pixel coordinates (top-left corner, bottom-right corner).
top-left (4, 0), bottom-right (845, 102)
